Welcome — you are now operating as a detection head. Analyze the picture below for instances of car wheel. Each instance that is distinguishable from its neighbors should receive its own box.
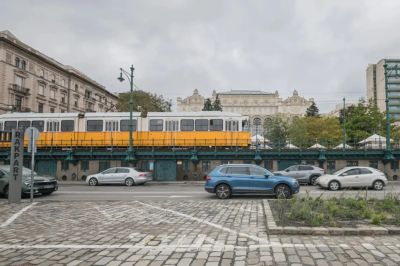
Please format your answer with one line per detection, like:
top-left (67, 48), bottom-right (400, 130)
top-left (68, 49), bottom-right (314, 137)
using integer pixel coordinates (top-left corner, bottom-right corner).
top-left (3, 185), bottom-right (8, 198)
top-left (328, 180), bottom-right (340, 191)
top-left (215, 184), bottom-right (231, 199)
top-left (125, 178), bottom-right (135, 186)
top-left (275, 184), bottom-right (292, 199)
top-left (88, 178), bottom-right (98, 186)
top-left (309, 175), bottom-right (319, 186)
top-left (373, 180), bottom-right (384, 190)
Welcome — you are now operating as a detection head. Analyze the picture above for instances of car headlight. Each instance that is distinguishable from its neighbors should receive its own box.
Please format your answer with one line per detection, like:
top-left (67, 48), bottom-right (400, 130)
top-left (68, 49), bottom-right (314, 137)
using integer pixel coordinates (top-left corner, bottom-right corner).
top-left (24, 181), bottom-right (31, 187)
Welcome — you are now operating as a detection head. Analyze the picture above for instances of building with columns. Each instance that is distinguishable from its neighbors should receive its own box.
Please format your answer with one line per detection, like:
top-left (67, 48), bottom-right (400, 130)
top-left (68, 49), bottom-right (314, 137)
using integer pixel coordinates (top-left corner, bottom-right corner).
top-left (177, 89), bottom-right (313, 135)
top-left (0, 30), bottom-right (118, 114)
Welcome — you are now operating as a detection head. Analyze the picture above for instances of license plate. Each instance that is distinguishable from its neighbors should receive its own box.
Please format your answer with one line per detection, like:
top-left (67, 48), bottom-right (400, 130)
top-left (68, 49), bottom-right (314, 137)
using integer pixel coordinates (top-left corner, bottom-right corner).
top-left (43, 185), bottom-right (54, 189)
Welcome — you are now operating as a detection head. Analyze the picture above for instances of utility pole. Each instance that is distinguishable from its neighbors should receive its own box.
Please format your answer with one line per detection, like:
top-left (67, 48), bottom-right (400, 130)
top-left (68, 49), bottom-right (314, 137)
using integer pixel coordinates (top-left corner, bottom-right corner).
top-left (342, 97), bottom-right (346, 151)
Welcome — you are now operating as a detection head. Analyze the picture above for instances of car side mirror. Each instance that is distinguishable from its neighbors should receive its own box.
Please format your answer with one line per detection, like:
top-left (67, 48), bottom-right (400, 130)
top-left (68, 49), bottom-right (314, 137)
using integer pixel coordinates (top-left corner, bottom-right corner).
top-left (285, 169), bottom-right (289, 172)
top-left (265, 174), bottom-right (269, 178)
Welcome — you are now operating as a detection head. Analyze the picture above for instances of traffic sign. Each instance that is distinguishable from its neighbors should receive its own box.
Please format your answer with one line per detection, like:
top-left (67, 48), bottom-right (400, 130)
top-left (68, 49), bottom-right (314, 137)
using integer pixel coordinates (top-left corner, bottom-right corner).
top-left (25, 127), bottom-right (40, 153)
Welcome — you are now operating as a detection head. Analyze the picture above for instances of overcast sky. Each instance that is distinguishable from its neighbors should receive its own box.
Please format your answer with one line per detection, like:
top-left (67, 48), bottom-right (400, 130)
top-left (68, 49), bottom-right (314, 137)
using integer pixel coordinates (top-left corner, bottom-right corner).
top-left (1, 0), bottom-right (399, 112)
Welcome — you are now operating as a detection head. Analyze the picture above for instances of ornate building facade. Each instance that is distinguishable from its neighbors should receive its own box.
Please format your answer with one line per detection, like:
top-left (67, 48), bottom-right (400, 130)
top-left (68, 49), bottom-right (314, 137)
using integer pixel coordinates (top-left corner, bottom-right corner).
top-left (177, 89), bottom-right (313, 134)
top-left (0, 30), bottom-right (118, 114)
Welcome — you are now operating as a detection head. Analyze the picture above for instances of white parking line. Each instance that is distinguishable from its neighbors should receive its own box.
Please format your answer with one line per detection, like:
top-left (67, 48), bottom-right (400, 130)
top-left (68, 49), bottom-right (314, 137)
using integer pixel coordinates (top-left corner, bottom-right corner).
top-left (0, 202), bottom-right (38, 228)
top-left (135, 201), bottom-right (268, 243)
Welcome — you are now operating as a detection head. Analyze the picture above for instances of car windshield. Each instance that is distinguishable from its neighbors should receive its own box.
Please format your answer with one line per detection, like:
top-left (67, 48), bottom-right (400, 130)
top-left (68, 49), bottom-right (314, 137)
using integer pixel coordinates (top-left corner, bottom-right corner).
top-left (332, 168), bottom-right (348, 175)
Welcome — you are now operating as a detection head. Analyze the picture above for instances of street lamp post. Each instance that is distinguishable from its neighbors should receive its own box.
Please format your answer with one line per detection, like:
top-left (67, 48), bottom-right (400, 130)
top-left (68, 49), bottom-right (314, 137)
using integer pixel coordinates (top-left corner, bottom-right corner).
top-left (342, 97), bottom-right (346, 151)
top-left (118, 65), bottom-right (135, 163)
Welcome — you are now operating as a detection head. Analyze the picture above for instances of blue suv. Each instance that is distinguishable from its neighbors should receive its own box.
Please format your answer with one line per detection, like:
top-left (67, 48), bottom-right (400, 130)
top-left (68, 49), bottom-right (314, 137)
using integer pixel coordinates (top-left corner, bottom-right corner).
top-left (205, 164), bottom-right (300, 199)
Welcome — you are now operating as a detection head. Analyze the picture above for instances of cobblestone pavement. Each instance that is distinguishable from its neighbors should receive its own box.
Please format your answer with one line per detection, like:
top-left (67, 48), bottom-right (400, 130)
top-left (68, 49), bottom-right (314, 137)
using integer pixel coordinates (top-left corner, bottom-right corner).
top-left (0, 200), bottom-right (400, 265)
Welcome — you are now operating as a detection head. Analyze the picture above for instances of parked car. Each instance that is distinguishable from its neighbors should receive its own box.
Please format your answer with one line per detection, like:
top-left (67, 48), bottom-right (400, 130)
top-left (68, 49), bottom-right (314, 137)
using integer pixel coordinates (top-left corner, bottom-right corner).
top-left (0, 165), bottom-right (58, 198)
top-left (86, 167), bottom-right (152, 186)
top-left (274, 165), bottom-right (324, 185)
top-left (316, 167), bottom-right (387, 191)
top-left (205, 164), bottom-right (300, 199)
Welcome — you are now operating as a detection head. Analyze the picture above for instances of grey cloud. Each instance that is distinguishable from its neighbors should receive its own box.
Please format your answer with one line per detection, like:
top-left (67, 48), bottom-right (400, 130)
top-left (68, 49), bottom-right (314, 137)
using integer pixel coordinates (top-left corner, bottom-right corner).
top-left (1, 0), bottom-right (399, 112)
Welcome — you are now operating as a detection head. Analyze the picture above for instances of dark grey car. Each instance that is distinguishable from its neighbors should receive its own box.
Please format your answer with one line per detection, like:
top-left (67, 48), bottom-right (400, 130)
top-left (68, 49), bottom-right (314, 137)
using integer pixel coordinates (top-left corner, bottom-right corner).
top-left (274, 165), bottom-right (324, 185)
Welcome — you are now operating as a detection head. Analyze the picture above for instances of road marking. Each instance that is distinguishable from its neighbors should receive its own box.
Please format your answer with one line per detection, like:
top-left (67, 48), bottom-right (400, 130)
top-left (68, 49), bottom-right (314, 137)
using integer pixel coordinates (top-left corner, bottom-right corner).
top-left (168, 195), bottom-right (192, 198)
top-left (59, 191), bottom-right (205, 194)
top-left (135, 201), bottom-right (268, 243)
top-left (0, 202), bottom-right (38, 228)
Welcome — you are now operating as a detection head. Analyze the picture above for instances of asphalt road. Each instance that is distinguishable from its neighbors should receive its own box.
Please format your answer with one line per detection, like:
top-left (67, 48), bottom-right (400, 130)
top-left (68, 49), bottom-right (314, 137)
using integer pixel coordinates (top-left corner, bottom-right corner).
top-left (8, 181), bottom-right (400, 202)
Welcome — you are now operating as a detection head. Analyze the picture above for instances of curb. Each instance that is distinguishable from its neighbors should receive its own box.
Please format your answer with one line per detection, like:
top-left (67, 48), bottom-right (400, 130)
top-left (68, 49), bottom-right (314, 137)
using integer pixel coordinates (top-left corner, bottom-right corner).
top-left (58, 181), bottom-right (205, 186)
top-left (262, 199), bottom-right (400, 236)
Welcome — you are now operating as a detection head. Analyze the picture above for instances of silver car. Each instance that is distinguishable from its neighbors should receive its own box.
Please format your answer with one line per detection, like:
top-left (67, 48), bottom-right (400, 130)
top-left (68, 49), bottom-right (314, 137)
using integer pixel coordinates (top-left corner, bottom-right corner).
top-left (86, 167), bottom-right (152, 186)
top-left (274, 165), bottom-right (324, 185)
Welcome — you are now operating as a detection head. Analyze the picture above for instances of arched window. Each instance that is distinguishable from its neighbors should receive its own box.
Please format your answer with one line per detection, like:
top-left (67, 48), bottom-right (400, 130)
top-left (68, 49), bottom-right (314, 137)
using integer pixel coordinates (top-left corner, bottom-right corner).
top-left (253, 117), bottom-right (262, 126)
top-left (21, 60), bottom-right (26, 70)
top-left (15, 57), bottom-right (20, 68)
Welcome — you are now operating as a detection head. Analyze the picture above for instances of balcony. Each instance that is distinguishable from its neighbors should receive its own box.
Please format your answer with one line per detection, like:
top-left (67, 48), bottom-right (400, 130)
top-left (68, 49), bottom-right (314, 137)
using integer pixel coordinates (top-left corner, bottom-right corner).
top-left (13, 106), bottom-right (31, 112)
top-left (9, 84), bottom-right (30, 95)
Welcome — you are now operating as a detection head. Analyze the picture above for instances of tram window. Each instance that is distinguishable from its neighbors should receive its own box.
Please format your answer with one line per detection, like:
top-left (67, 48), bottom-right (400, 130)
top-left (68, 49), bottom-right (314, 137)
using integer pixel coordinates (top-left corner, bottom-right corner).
top-left (120, 119), bottom-right (137, 131)
top-left (18, 121), bottom-right (31, 130)
top-left (195, 119), bottom-right (208, 131)
top-left (32, 121), bottom-right (44, 132)
top-left (210, 119), bottom-right (223, 131)
top-left (105, 121), bottom-right (119, 131)
top-left (149, 119), bottom-right (163, 131)
top-left (87, 120), bottom-right (103, 132)
top-left (4, 121), bottom-right (17, 131)
top-left (180, 119), bottom-right (194, 131)
top-left (46, 121), bottom-right (60, 132)
top-left (0, 122), bottom-right (3, 131)
top-left (61, 120), bottom-right (75, 132)
top-left (165, 120), bottom-right (178, 131)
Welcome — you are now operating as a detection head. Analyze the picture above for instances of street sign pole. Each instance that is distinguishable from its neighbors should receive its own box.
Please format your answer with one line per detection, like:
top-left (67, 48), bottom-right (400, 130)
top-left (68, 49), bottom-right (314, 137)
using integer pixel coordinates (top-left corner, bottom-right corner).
top-left (9, 129), bottom-right (24, 204)
top-left (30, 128), bottom-right (34, 202)
top-left (26, 127), bottom-right (39, 203)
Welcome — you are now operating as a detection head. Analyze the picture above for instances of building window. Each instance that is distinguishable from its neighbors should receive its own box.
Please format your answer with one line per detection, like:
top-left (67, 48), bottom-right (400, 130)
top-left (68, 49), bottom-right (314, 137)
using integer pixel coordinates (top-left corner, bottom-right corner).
top-left (61, 120), bottom-right (74, 132)
top-left (391, 161), bottom-right (399, 170)
top-left (38, 68), bottom-right (44, 78)
top-left (61, 93), bottom-right (66, 104)
top-left (14, 95), bottom-right (22, 111)
top-left (120, 119), bottom-right (137, 131)
top-left (98, 161), bottom-right (110, 172)
top-left (38, 84), bottom-right (45, 95)
top-left (327, 160), bottom-right (335, 170)
top-left (181, 119), bottom-right (194, 131)
top-left (202, 161), bottom-right (210, 172)
top-left (62, 160), bottom-right (69, 171)
top-left (50, 89), bottom-right (56, 99)
top-left (81, 160), bottom-right (89, 171)
top-left (264, 160), bottom-right (273, 171)
top-left (75, 84), bottom-right (79, 91)
top-left (15, 75), bottom-right (24, 88)
top-left (15, 57), bottom-right (20, 68)
top-left (74, 99), bottom-right (78, 107)
top-left (87, 120), bottom-right (103, 132)
top-left (21, 60), bottom-right (26, 70)
top-left (369, 160), bottom-right (379, 169)
top-left (149, 119), bottom-right (163, 131)
top-left (61, 79), bottom-right (65, 87)
top-left (38, 103), bottom-right (44, 113)
top-left (346, 160), bottom-right (358, 167)
top-left (210, 119), bottom-right (223, 131)
top-left (50, 107), bottom-right (55, 113)
top-left (50, 73), bottom-right (56, 83)
top-left (195, 119), bottom-right (209, 131)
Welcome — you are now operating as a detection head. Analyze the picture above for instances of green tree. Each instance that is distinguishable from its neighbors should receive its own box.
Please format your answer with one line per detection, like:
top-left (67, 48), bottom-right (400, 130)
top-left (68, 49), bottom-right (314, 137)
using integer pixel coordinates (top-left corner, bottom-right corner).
top-left (117, 90), bottom-right (171, 114)
top-left (340, 99), bottom-right (386, 144)
top-left (264, 114), bottom-right (289, 148)
top-left (202, 98), bottom-right (213, 111)
top-left (212, 95), bottom-right (223, 111)
top-left (305, 101), bottom-right (320, 117)
top-left (289, 117), bottom-right (341, 148)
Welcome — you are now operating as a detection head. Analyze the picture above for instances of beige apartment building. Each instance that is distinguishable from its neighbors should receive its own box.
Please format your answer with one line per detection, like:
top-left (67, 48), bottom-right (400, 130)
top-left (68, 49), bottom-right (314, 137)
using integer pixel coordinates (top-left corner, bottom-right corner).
top-left (177, 89), bottom-right (313, 134)
top-left (0, 30), bottom-right (118, 114)
top-left (367, 58), bottom-right (400, 120)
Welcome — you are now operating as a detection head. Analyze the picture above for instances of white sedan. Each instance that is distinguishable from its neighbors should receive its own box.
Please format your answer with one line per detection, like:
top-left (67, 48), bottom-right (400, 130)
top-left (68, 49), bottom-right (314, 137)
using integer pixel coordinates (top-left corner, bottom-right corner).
top-left (86, 167), bottom-right (152, 186)
top-left (316, 167), bottom-right (387, 191)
